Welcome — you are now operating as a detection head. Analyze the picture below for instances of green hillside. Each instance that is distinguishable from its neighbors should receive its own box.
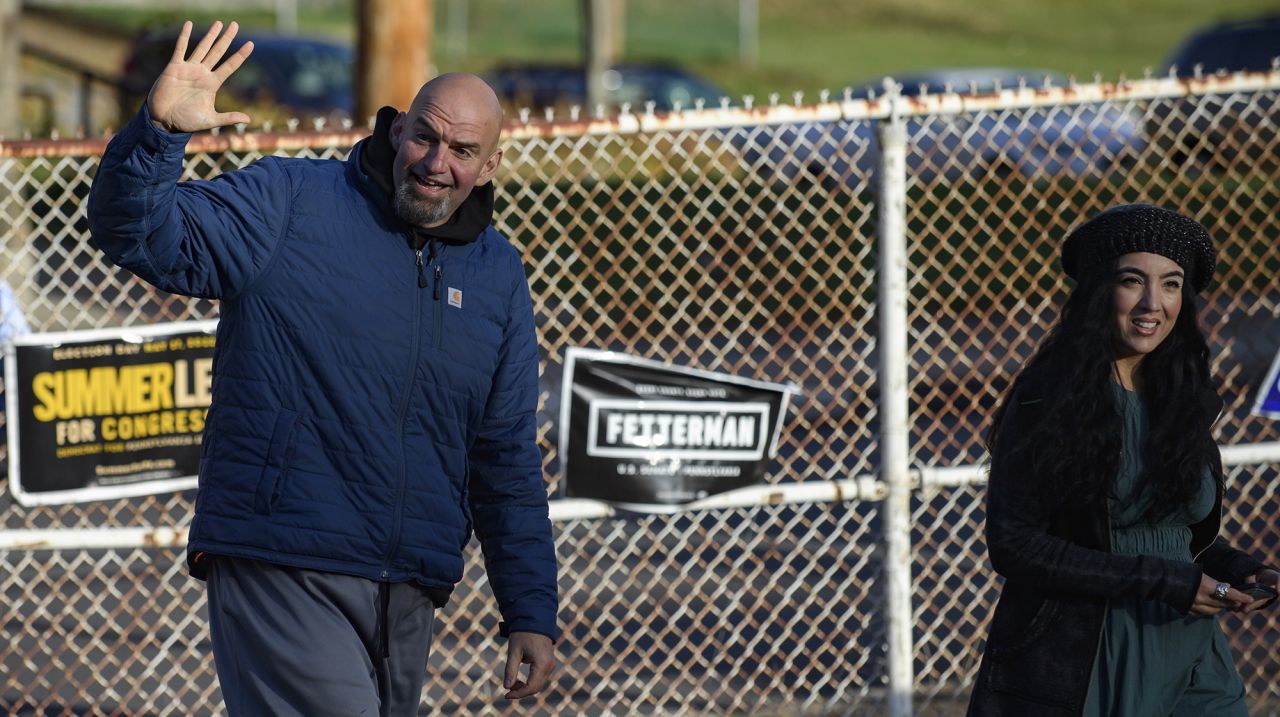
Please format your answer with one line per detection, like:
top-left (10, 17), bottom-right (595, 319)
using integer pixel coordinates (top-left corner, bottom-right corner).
top-left (72, 0), bottom-right (1277, 99)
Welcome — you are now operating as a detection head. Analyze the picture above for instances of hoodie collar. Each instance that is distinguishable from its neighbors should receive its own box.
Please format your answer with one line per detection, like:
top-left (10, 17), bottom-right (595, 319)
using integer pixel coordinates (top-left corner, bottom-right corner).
top-left (357, 105), bottom-right (494, 245)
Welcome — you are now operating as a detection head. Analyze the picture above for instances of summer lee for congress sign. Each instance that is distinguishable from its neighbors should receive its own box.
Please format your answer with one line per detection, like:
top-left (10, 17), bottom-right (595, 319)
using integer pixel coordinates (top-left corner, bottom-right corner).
top-left (559, 348), bottom-right (797, 512)
top-left (4, 321), bottom-right (217, 506)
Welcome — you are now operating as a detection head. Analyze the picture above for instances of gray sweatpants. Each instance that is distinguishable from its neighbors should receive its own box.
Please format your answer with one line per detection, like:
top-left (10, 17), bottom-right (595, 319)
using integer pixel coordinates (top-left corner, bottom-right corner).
top-left (206, 556), bottom-right (436, 717)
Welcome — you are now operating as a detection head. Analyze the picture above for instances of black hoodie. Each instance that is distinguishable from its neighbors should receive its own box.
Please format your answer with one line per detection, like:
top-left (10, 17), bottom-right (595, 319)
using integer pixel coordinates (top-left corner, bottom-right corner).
top-left (358, 105), bottom-right (496, 252)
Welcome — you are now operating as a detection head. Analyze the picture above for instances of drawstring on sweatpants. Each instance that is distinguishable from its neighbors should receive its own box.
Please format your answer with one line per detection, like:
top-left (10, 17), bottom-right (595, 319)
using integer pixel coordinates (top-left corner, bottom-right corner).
top-left (376, 581), bottom-right (391, 659)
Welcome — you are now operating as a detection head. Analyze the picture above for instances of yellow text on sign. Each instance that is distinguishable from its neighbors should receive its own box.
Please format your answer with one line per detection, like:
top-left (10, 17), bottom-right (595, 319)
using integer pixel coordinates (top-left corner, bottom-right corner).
top-left (31, 358), bottom-right (214, 421)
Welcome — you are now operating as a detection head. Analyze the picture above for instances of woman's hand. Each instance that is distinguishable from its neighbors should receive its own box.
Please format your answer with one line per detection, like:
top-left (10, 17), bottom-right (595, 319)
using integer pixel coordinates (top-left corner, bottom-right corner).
top-left (1190, 574), bottom-right (1252, 616)
top-left (1242, 568), bottom-right (1280, 613)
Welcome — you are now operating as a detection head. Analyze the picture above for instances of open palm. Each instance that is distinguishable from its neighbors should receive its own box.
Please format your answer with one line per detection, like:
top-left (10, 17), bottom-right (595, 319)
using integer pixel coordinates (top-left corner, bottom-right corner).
top-left (148, 21), bottom-right (255, 133)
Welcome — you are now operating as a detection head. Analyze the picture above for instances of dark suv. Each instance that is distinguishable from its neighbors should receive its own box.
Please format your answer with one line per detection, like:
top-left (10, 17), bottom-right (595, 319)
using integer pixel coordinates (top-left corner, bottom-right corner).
top-left (120, 28), bottom-right (354, 124)
top-left (1163, 15), bottom-right (1280, 76)
top-left (1148, 15), bottom-right (1280, 171)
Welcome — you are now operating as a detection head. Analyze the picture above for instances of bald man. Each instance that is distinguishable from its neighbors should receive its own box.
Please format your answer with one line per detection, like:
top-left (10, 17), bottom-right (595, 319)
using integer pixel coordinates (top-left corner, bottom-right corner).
top-left (87, 22), bottom-right (558, 716)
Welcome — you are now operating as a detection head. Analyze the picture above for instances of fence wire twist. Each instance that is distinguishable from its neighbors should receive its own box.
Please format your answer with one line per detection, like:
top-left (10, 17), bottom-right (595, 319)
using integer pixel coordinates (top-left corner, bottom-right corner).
top-left (1, 75), bottom-right (1279, 715)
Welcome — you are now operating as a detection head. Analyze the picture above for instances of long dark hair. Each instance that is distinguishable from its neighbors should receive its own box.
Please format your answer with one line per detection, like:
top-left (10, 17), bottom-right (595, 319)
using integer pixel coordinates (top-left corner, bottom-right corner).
top-left (988, 260), bottom-right (1218, 520)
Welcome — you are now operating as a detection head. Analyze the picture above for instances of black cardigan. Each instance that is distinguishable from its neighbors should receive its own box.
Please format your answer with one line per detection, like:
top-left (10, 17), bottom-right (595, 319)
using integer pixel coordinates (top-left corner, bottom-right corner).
top-left (966, 376), bottom-right (1265, 716)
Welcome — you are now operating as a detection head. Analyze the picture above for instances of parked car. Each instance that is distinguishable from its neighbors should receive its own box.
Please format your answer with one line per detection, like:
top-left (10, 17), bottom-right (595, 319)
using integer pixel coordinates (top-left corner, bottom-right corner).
top-left (120, 27), bottom-right (354, 124)
top-left (1163, 14), bottom-right (1280, 76)
top-left (737, 67), bottom-right (1144, 186)
top-left (485, 63), bottom-right (728, 113)
top-left (1148, 15), bottom-right (1280, 172)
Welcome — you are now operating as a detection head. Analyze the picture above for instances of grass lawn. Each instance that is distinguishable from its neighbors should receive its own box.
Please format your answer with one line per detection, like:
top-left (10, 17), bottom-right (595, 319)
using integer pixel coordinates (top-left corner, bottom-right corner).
top-left (66, 0), bottom-right (1277, 100)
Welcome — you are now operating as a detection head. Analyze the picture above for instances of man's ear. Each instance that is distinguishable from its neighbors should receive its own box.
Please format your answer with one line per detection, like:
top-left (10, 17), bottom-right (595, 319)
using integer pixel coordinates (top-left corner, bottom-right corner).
top-left (478, 148), bottom-right (503, 185)
top-left (390, 112), bottom-right (407, 145)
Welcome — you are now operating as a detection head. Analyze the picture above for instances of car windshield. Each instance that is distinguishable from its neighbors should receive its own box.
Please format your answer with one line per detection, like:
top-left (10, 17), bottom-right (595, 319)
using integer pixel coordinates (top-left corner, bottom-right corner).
top-left (488, 66), bottom-right (725, 111)
top-left (246, 43), bottom-right (352, 109)
top-left (126, 30), bottom-right (354, 116)
top-left (611, 73), bottom-right (725, 109)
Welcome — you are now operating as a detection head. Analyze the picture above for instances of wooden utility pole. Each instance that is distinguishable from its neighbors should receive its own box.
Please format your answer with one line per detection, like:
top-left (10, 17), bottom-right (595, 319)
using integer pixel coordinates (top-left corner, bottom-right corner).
top-left (357, 0), bottom-right (434, 123)
top-left (582, 0), bottom-right (623, 111)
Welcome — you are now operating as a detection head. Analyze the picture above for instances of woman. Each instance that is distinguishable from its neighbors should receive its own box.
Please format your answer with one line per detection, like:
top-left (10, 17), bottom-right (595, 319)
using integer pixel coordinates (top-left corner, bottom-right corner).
top-left (967, 203), bottom-right (1278, 716)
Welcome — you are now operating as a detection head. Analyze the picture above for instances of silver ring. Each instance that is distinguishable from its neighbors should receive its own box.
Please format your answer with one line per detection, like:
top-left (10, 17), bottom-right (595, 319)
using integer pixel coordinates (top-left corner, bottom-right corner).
top-left (1214, 582), bottom-right (1231, 601)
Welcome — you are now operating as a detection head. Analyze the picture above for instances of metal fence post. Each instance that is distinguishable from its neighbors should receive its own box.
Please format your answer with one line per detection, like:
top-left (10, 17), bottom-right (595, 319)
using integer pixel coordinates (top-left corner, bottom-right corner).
top-left (876, 78), bottom-right (913, 717)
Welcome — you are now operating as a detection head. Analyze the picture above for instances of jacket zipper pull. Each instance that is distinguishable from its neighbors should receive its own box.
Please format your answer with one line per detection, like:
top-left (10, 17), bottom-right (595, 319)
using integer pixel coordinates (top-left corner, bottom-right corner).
top-left (415, 249), bottom-right (426, 289)
top-left (433, 265), bottom-right (442, 301)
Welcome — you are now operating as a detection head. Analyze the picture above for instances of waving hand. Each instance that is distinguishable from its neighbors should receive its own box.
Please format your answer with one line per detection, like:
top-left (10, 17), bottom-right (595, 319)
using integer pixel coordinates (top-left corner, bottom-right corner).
top-left (148, 21), bottom-right (255, 133)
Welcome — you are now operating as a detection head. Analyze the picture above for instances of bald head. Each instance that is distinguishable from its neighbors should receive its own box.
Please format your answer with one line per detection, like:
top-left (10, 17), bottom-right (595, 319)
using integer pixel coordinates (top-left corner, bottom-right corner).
top-left (389, 72), bottom-right (506, 229)
top-left (408, 73), bottom-right (504, 154)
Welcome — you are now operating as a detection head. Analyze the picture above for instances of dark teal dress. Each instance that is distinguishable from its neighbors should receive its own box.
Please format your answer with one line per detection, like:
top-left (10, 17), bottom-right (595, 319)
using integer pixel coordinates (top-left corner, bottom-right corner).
top-left (1083, 386), bottom-right (1248, 716)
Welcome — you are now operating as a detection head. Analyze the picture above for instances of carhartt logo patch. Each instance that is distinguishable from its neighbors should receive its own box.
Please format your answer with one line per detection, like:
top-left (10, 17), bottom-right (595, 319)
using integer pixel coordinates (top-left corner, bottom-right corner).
top-left (448, 288), bottom-right (463, 308)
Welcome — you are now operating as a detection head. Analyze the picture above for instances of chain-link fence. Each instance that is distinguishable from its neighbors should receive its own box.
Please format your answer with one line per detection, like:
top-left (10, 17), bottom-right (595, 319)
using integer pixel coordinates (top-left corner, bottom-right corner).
top-left (1, 71), bottom-right (1278, 715)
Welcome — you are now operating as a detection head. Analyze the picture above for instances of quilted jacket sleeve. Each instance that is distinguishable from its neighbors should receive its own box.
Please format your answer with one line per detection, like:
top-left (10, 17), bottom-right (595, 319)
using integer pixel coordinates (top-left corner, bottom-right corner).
top-left (1198, 537), bottom-right (1267, 584)
top-left (87, 104), bottom-right (291, 300)
top-left (466, 252), bottom-right (559, 641)
top-left (985, 392), bottom-right (1203, 614)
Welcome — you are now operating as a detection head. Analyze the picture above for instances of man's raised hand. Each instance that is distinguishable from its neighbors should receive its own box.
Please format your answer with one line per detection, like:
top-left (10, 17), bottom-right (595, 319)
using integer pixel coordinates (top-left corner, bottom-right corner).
top-left (148, 21), bottom-right (254, 133)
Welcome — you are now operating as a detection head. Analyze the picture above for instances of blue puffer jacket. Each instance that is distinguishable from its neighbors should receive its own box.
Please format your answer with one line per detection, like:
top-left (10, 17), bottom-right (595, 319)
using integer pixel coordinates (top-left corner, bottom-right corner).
top-left (87, 105), bottom-right (558, 640)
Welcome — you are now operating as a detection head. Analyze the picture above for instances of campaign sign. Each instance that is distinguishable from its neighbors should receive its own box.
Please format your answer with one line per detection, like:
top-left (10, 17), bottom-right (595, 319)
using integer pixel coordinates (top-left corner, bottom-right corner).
top-left (5, 321), bottom-right (217, 506)
top-left (1254, 345), bottom-right (1280, 420)
top-left (560, 348), bottom-right (797, 512)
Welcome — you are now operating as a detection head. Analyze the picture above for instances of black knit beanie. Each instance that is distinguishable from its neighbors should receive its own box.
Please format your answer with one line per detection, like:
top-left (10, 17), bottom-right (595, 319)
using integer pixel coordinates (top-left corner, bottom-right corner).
top-left (1061, 204), bottom-right (1216, 293)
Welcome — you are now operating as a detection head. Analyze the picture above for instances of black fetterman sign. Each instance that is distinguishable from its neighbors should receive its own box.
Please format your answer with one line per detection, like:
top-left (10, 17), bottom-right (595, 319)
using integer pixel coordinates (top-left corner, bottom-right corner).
top-left (559, 348), bottom-right (796, 512)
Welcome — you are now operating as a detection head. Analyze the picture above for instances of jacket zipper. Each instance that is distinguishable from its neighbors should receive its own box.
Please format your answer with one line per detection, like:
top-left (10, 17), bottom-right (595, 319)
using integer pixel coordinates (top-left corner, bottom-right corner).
top-left (1078, 484), bottom-right (1113, 715)
top-left (382, 240), bottom-right (427, 580)
top-left (1191, 453), bottom-right (1224, 563)
top-left (429, 239), bottom-right (443, 349)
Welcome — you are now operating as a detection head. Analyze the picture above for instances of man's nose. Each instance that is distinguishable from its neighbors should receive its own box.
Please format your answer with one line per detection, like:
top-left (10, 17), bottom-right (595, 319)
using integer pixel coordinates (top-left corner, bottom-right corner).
top-left (420, 144), bottom-right (448, 174)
